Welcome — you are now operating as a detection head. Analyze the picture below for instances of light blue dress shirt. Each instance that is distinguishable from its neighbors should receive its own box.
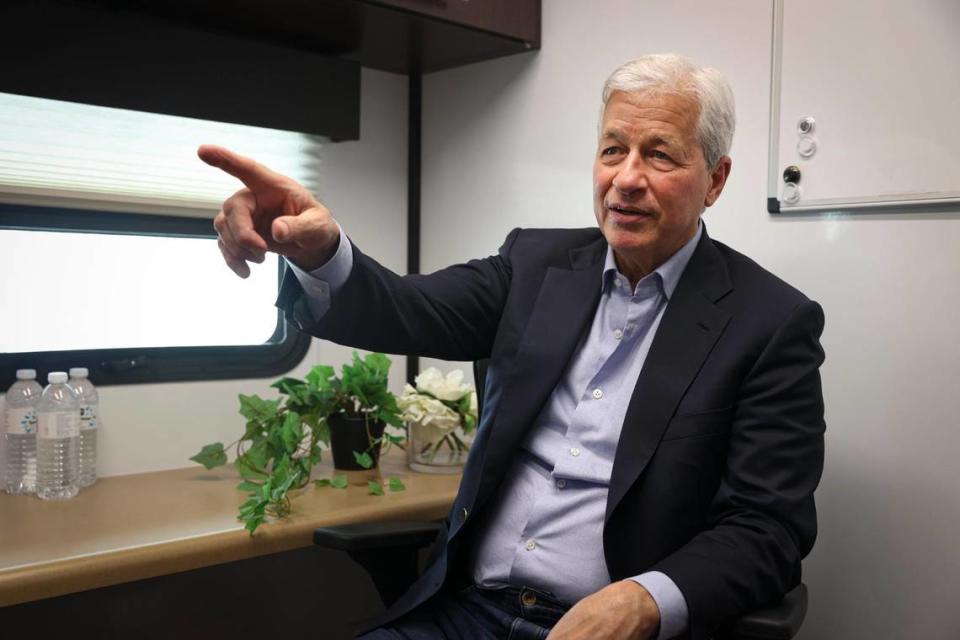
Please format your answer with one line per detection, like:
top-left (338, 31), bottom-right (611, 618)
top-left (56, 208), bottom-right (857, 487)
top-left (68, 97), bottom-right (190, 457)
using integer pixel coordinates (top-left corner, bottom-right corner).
top-left (288, 223), bottom-right (703, 640)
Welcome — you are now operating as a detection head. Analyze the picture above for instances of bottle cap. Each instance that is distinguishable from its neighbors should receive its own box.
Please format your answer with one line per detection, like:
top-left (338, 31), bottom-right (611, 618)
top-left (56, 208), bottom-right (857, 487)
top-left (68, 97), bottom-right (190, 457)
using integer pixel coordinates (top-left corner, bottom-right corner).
top-left (15, 369), bottom-right (37, 380)
top-left (69, 367), bottom-right (89, 378)
top-left (48, 371), bottom-right (68, 384)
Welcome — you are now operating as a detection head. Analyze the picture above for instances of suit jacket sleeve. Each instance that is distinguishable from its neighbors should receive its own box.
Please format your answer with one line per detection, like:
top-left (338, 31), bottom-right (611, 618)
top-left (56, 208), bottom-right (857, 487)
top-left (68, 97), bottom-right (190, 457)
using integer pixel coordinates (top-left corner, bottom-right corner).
top-left (276, 229), bottom-right (520, 361)
top-left (650, 298), bottom-right (826, 638)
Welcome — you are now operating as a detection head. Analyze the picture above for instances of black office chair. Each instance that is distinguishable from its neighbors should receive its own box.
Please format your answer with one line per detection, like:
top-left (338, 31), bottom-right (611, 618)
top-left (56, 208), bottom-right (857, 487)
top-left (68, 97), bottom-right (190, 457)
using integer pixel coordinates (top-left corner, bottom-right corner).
top-left (314, 361), bottom-right (808, 639)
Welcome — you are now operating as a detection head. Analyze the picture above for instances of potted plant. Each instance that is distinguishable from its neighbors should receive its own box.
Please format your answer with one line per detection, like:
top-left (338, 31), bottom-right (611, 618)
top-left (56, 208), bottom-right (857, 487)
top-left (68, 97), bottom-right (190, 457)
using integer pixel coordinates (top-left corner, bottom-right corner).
top-left (399, 367), bottom-right (478, 473)
top-left (189, 352), bottom-right (405, 534)
top-left (302, 351), bottom-right (405, 471)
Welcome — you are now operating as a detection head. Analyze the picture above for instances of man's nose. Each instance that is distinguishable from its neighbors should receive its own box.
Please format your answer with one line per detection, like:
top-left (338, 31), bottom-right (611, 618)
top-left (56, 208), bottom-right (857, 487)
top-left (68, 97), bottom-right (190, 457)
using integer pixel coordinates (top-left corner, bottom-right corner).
top-left (612, 154), bottom-right (648, 194)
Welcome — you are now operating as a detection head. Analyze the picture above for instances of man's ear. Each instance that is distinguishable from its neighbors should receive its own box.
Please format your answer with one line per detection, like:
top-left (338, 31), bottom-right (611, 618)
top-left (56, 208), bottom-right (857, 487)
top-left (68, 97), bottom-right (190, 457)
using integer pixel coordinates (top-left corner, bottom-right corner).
top-left (704, 156), bottom-right (732, 207)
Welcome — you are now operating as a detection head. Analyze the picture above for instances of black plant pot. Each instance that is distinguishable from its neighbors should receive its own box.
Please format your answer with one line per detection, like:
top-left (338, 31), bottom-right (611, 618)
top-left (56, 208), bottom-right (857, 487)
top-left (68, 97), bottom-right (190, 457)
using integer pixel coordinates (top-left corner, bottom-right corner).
top-left (327, 413), bottom-right (386, 471)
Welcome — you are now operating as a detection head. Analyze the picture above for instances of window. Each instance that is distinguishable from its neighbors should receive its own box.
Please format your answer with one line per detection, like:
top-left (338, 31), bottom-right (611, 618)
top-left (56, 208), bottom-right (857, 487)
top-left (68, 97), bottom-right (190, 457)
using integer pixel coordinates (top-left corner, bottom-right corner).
top-left (0, 94), bottom-right (319, 387)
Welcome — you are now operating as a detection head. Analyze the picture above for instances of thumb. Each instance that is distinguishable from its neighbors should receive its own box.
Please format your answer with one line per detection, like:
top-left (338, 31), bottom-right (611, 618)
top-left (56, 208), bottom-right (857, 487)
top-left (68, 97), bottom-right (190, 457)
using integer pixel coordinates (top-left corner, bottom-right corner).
top-left (272, 209), bottom-right (337, 250)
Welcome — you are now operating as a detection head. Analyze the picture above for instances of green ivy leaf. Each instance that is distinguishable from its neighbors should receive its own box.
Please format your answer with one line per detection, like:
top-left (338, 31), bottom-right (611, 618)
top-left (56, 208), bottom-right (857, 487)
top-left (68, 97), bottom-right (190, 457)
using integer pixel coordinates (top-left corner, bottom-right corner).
top-left (244, 513), bottom-right (265, 534)
top-left (242, 419), bottom-right (264, 441)
top-left (385, 433), bottom-right (406, 447)
top-left (306, 365), bottom-right (336, 391)
top-left (280, 411), bottom-right (303, 452)
top-left (379, 408), bottom-right (405, 428)
top-left (259, 478), bottom-right (273, 501)
top-left (388, 477), bottom-right (406, 492)
top-left (353, 450), bottom-right (375, 469)
top-left (368, 481), bottom-right (385, 496)
top-left (238, 394), bottom-right (280, 422)
top-left (363, 352), bottom-right (391, 374)
top-left (331, 474), bottom-right (349, 489)
top-left (190, 442), bottom-right (227, 470)
top-left (235, 441), bottom-right (270, 481)
top-left (246, 440), bottom-right (269, 469)
top-left (237, 480), bottom-right (261, 493)
top-left (315, 418), bottom-right (331, 447)
top-left (314, 478), bottom-right (331, 488)
top-left (238, 495), bottom-right (267, 519)
top-left (271, 377), bottom-right (306, 399)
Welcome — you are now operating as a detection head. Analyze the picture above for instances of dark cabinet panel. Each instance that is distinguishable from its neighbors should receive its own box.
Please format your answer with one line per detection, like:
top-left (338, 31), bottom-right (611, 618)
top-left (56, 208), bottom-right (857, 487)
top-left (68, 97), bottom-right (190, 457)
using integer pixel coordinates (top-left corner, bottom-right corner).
top-left (1, 0), bottom-right (361, 139)
top-left (371, 0), bottom-right (540, 46)
top-left (1, 547), bottom-right (384, 639)
top-left (87, 0), bottom-right (541, 73)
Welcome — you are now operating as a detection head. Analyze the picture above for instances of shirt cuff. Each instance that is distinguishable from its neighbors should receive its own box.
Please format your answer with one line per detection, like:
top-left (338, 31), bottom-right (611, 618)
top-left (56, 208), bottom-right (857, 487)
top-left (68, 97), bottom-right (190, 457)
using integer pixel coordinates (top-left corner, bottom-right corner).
top-left (284, 225), bottom-right (353, 319)
top-left (628, 571), bottom-right (688, 640)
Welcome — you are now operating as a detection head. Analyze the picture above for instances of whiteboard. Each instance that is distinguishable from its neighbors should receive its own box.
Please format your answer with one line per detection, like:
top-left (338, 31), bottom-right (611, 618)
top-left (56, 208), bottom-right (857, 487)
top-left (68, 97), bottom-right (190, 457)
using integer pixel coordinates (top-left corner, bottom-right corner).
top-left (768, 0), bottom-right (960, 213)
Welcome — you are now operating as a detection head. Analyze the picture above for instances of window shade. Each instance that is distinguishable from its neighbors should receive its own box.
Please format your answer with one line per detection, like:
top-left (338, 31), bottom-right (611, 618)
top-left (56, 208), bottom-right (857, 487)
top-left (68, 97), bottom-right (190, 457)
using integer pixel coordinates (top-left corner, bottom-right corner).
top-left (0, 93), bottom-right (326, 217)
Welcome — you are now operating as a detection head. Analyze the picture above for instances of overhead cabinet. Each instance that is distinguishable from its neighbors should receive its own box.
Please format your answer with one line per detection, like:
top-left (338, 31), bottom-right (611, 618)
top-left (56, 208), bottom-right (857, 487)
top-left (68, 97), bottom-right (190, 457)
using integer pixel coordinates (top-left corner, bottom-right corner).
top-left (1, 0), bottom-right (541, 137)
top-left (93, 0), bottom-right (541, 73)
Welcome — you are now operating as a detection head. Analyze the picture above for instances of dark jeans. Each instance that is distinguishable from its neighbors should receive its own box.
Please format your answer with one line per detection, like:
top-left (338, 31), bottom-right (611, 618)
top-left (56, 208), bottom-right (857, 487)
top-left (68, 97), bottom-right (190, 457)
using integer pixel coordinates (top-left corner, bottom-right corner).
top-left (358, 584), bottom-right (569, 640)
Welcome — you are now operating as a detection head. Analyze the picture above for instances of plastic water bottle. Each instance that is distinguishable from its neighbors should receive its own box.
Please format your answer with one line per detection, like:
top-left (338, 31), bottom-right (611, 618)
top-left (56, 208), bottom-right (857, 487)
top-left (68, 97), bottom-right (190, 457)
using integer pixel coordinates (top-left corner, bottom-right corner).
top-left (68, 367), bottom-right (99, 487)
top-left (4, 369), bottom-right (42, 495)
top-left (36, 371), bottom-right (80, 500)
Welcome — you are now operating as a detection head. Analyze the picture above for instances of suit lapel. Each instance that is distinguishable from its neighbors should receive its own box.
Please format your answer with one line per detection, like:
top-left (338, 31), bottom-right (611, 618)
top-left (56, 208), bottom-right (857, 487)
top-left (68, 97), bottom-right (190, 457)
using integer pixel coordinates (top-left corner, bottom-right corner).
top-left (606, 231), bottom-right (734, 522)
top-left (477, 237), bottom-right (606, 502)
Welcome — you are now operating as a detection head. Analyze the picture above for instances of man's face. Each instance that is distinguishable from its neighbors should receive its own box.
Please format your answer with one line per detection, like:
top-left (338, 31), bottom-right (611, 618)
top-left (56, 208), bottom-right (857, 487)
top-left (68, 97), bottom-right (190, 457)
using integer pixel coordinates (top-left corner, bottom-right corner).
top-left (593, 90), bottom-right (731, 279)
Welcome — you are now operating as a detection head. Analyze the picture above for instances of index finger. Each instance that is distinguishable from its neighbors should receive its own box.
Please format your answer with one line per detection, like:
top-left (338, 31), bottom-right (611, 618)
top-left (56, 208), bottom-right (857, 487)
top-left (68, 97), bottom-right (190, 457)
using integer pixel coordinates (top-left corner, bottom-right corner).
top-left (197, 144), bottom-right (286, 191)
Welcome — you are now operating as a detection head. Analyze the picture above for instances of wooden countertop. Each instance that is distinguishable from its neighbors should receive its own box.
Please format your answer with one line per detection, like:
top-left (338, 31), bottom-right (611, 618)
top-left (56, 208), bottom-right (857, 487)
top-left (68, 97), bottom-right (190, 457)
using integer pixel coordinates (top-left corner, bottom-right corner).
top-left (0, 449), bottom-right (460, 606)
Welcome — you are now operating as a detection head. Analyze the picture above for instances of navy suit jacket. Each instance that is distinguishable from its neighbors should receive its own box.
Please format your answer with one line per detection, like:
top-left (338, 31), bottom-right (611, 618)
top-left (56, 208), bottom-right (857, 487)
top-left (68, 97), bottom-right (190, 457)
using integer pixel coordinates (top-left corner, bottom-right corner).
top-left (278, 226), bottom-right (826, 639)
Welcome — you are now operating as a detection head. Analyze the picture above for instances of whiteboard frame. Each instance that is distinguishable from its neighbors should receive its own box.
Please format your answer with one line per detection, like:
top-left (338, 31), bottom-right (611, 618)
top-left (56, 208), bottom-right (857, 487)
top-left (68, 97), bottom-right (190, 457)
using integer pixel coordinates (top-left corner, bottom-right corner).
top-left (766, 0), bottom-right (960, 214)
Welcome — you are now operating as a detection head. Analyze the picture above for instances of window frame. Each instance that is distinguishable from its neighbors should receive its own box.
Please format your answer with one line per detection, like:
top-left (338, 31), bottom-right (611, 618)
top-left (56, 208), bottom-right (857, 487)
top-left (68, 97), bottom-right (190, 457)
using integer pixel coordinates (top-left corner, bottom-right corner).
top-left (0, 203), bottom-right (310, 389)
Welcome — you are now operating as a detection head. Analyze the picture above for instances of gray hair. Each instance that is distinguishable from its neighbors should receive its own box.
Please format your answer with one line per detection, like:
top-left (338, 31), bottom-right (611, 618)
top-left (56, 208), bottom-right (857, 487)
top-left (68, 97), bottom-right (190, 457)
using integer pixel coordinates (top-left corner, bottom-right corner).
top-left (601, 54), bottom-right (736, 169)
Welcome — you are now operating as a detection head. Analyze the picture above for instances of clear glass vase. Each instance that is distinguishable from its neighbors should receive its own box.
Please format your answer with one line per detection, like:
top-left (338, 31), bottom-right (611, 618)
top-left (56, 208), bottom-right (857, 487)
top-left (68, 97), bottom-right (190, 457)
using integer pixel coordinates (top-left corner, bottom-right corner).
top-left (406, 418), bottom-right (473, 474)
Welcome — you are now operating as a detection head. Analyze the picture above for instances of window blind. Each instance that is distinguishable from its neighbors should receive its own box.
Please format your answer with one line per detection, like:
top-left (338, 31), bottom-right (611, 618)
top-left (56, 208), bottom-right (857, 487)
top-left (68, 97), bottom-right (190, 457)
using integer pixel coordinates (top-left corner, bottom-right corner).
top-left (0, 93), bottom-right (326, 217)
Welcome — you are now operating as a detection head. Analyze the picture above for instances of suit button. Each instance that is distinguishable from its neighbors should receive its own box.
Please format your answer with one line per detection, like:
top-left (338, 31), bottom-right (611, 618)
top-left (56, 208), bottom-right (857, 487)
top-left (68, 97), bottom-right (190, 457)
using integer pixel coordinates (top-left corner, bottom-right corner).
top-left (521, 590), bottom-right (537, 606)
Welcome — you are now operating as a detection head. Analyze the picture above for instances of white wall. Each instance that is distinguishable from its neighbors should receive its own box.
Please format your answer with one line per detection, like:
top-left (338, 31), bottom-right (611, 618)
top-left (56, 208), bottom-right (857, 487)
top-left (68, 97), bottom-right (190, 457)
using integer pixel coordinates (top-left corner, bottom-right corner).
top-left (420, 1), bottom-right (960, 638)
top-left (0, 68), bottom-right (408, 477)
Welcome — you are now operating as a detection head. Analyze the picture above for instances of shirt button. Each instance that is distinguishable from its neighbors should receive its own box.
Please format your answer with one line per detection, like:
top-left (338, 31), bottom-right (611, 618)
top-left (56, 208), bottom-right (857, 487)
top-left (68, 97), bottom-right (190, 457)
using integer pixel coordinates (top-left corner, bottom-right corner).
top-left (460, 507), bottom-right (469, 521)
top-left (556, 479), bottom-right (567, 489)
top-left (525, 539), bottom-right (537, 551)
top-left (592, 388), bottom-right (603, 400)
top-left (569, 447), bottom-right (581, 457)
top-left (613, 329), bottom-right (623, 340)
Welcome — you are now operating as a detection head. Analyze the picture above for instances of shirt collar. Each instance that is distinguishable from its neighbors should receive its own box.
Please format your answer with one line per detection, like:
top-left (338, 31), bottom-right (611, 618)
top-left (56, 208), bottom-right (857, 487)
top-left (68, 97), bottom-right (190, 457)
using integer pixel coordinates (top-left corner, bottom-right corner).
top-left (602, 220), bottom-right (703, 300)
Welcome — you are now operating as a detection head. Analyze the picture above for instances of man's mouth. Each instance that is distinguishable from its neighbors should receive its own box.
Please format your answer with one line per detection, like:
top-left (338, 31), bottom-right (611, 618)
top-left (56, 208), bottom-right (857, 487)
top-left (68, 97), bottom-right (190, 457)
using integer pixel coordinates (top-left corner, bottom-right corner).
top-left (607, 203), bottom-right (652, 218)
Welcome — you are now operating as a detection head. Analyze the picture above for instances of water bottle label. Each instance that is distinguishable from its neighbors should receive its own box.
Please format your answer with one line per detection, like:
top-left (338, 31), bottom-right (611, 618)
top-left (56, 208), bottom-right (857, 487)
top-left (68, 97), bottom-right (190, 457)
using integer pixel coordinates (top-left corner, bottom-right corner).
top-left (6, 407), bottom-right (37, 435)
top-left (38, 411), bottom-right (80, 439)
top-left (80, 404), bottom-right (98, 431)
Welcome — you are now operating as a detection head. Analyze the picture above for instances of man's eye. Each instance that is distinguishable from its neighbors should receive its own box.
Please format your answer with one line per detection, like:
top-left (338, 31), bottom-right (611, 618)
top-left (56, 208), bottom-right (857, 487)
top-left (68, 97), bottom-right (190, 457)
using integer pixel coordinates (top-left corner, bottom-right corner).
top-left (601, 147), bottom-right (622, 156)
top-left (651, 150), bottom-right (672, 161)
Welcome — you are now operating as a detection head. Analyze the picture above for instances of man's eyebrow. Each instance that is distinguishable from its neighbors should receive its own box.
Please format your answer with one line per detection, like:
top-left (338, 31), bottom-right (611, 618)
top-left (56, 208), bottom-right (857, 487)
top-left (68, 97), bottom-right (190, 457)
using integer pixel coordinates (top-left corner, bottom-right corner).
top-left (648, 134), bottom-right (682, 149)
top-left (599, 129), bottom-right (683, 149)
top-left (599, 127), bottom-right (627, 142)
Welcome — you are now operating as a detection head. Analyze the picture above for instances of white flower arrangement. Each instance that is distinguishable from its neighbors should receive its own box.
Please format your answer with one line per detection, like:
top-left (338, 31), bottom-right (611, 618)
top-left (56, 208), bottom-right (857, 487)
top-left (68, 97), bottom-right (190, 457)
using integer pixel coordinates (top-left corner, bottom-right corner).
top-left (398, 368), bottom-right (479, 462)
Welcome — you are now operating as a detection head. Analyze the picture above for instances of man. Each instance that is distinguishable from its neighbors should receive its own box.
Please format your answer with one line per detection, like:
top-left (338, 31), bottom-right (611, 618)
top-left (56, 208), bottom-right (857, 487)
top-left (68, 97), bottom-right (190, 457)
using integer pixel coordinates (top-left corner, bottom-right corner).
top-left (200, 54), bottom-right (826, 640)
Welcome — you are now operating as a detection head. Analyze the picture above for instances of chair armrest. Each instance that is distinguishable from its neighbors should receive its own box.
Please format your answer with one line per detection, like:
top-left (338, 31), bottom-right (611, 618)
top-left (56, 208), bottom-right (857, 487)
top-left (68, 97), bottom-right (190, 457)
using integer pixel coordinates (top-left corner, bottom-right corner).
top-left (314, 521), bottom-right (444, 608)
top-left (728, 583), bottom-right (808, 640)
top-left (313, 521), bottom-right (443, 552)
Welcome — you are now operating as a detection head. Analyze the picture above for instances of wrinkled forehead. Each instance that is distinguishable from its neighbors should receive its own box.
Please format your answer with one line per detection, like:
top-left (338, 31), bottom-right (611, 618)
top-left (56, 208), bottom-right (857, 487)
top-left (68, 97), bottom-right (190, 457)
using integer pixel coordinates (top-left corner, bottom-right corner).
top-left (598, 90), bottom-right (701, 140)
